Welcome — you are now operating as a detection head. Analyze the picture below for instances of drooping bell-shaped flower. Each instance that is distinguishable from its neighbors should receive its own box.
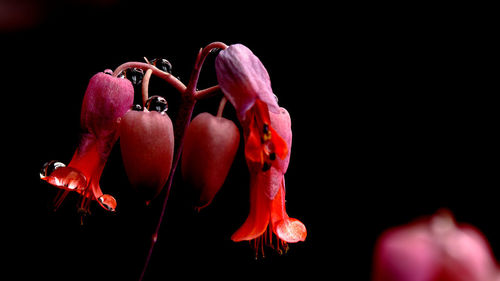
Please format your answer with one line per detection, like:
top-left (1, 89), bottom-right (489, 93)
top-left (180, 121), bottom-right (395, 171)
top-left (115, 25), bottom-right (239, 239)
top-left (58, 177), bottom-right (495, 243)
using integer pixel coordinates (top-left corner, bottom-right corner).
top-left (372, 210), bottom-right (500, 281)
top-left (216, 44), bottom-right (306, 255)
top-left (216, 44), bottom-right (287, 174)
top-left (40, 70), bottom-right (134, 213)
top-left (231, 107), bottom-right (306, 255)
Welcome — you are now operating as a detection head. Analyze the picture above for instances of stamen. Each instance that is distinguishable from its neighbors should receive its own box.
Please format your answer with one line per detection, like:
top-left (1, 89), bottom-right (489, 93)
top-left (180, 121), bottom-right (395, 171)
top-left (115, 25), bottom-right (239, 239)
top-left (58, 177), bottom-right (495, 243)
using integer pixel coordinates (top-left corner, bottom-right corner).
top-left (249, 225), bottom-right (290, 259)
top-left (53, 190), bottom-right (69, 211)
top-left (262, 123), bottom-right (271, 142)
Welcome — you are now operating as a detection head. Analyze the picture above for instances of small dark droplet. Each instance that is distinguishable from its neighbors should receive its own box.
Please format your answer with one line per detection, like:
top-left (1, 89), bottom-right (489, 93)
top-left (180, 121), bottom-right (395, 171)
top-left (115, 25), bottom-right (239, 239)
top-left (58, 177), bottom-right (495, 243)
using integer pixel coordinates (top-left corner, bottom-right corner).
top-left (126, 68), bottom-right (144, 86)
top-left (131, 104), bottom-right (143, 111)
top-left (153, 58), bottom-right (172, 73)
top-left (145, 95), bottom-right (168, 114)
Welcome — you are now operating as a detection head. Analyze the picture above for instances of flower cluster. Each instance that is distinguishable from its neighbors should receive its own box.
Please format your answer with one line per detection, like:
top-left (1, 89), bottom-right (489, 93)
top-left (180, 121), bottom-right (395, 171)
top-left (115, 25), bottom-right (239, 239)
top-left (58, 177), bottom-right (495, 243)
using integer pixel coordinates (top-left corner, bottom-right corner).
top-left (40, 42), bottom-right (307, 279)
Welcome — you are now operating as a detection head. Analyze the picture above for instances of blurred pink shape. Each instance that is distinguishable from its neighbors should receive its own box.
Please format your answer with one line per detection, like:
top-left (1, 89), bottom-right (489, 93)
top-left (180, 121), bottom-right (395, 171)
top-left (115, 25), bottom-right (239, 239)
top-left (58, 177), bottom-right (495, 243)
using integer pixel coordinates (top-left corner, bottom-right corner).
top-left (372, 210), bottom-right (500, 281)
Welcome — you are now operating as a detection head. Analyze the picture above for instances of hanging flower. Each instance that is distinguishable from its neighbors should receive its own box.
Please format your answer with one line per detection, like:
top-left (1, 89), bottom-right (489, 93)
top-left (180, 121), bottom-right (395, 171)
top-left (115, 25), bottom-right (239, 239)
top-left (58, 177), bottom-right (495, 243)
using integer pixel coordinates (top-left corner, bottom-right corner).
top-left (215, 44), bottom-right (306, 256)
top-left (40, 70), bottom-right (134, 214)
top-left (216, 44), bottom-right (287, 174)
top-left (231, 107), bottom-right (306, 255)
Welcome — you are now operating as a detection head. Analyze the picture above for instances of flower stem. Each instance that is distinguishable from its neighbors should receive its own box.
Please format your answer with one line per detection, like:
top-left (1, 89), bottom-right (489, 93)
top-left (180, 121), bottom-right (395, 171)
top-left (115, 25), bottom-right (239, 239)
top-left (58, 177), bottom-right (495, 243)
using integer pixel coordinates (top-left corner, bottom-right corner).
top-left (137, 41), bottom-right (228, 281)
top-left (217, 96), bottom-right (227, 118)
top-left (112, 62), bottom-right (187, 94)
top-left (141, 69), bottom-right (153, 107)
top-left (195, 85), bottom-right (221, 100)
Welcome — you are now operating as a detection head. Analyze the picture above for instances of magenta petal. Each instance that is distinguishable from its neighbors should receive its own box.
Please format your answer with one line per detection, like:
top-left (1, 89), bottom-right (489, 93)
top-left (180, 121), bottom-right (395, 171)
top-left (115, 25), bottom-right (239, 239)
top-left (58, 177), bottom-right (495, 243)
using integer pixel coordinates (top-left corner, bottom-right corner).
top-left (215, 44), bottom-right (279, 120)
top-left (80, 71), bottom-right (134, 142)
top-left (269, 107), bottom-right (292, 174)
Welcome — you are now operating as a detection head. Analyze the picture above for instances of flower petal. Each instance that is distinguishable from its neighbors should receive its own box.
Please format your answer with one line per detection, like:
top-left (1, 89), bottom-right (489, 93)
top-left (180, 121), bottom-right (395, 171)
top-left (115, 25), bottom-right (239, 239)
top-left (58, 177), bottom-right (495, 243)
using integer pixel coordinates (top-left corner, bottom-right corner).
top-left (231, 170), bottom-right (271, 242)
top-left (244, 116), bottom-right (264, 164)
top-left (269, 107), bottom-right (292, 175)
top-left (215, 44), bottom-right (279, 120)
top-left (271, 180), bottom-right (307, 243)
top-left (80, 71), bottom-right (134, 142)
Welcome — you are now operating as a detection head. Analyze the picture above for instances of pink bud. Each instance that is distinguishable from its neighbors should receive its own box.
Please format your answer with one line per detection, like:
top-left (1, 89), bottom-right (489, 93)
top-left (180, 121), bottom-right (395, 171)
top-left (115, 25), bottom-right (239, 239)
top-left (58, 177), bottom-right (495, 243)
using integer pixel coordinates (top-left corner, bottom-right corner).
top-left (81, 71), bottom-right (134, 145)
top-left (372, 210), bottom-right (500, 281)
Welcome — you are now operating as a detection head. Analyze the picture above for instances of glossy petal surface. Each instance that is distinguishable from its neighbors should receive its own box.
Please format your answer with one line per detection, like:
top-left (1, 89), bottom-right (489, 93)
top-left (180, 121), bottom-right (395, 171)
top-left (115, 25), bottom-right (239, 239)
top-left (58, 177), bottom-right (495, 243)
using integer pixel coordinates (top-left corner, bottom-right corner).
top-left (215, 44), bottom-right (279, 120)
top-left (120, 110), bottom-right (174, 200)
top-left (182, 112), bottom-right (240, 209)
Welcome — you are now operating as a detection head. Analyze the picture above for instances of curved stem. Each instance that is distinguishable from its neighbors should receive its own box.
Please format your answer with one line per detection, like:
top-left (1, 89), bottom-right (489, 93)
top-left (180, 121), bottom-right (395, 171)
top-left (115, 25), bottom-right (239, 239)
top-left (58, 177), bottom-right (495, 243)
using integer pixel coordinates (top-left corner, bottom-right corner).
top-left (138, 42), bottom-right (228, 281)
top-left (189, 42), bottom-right (228, 98)
top-left (217, 96), bottom-right (227, 118)
top-left (195, 85), bottom-right (221, 100)
top-left (139, 99), bottom-right (196, 281)
top-left (141, 69), bottom-right (153, 107)
top-left (113, 62), bottom-right (187, 94)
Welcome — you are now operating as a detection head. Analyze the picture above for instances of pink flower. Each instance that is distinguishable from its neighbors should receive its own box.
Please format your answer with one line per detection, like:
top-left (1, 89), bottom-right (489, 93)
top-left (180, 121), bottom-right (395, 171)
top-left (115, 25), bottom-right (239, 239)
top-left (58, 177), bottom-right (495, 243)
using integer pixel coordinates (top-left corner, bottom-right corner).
top-left (372, 210), bottom-right (500, 281)
top-left (231, 108), bottom-right (306, 250)
top-left (215, 44), bottom-right (306, 255)
top-left (40, 71), bottom-right (134, 213)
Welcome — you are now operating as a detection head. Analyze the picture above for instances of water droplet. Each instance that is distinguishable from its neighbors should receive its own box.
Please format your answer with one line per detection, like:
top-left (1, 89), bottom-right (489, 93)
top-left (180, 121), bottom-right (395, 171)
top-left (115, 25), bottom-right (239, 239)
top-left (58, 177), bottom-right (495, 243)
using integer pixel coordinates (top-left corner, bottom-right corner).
top-left (152, 58), bottom-right (172, 73)
top-left (40, 160), bottom-right (66, 179)
top-left (117, 70), bottom-right (126, 79)
top-left (131, 104), bottom-right (143, 111)
top-left (126, 68), bottom-right (144, 86)
top-left (98, 194), bottom-right (116, 212)
top-left (145, 95), bottom-right (168, 114)
top-left (210, 48), bottom-right (221, 54)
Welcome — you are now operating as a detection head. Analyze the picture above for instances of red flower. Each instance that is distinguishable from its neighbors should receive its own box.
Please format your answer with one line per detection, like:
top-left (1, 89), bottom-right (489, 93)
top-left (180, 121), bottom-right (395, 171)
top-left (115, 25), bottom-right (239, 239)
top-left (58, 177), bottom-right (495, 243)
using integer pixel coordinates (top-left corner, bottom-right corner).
top-left (215, 44), bottom-right (288, 178)
top-left (40, 71), bottom-right (134, 214)
top-left (216, 44), bottom-right (306, 255)
top-left (372, 210), bottom-right (500, 281)
top-left (231, 107), bottom-right (306, 255)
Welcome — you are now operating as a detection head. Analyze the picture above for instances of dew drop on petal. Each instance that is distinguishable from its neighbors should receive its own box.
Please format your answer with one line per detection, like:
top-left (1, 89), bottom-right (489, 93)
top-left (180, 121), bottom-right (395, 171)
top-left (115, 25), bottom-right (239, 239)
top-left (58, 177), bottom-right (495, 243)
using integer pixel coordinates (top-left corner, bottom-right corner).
top-left (131, 104), bottom-right (143, 111)
top-left (98, 194), bottom-right (117, 212)
top-left (40, 160), bottom-right (66, 179)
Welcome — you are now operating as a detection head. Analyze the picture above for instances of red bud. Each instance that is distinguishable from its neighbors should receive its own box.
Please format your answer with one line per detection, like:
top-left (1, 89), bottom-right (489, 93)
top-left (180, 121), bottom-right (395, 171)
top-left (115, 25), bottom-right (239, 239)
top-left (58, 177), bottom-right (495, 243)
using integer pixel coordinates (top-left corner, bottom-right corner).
top-left (119, 110), bottom-right (174, 200)
top-left (181, 112), bottom-right (240, 209)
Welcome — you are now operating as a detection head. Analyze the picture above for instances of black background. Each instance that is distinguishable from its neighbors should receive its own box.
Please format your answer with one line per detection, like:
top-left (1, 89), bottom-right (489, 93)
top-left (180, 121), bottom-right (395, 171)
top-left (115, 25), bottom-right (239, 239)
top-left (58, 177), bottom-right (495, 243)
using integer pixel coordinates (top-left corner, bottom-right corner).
top-left (1, 1), bottom-right (495, 281)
